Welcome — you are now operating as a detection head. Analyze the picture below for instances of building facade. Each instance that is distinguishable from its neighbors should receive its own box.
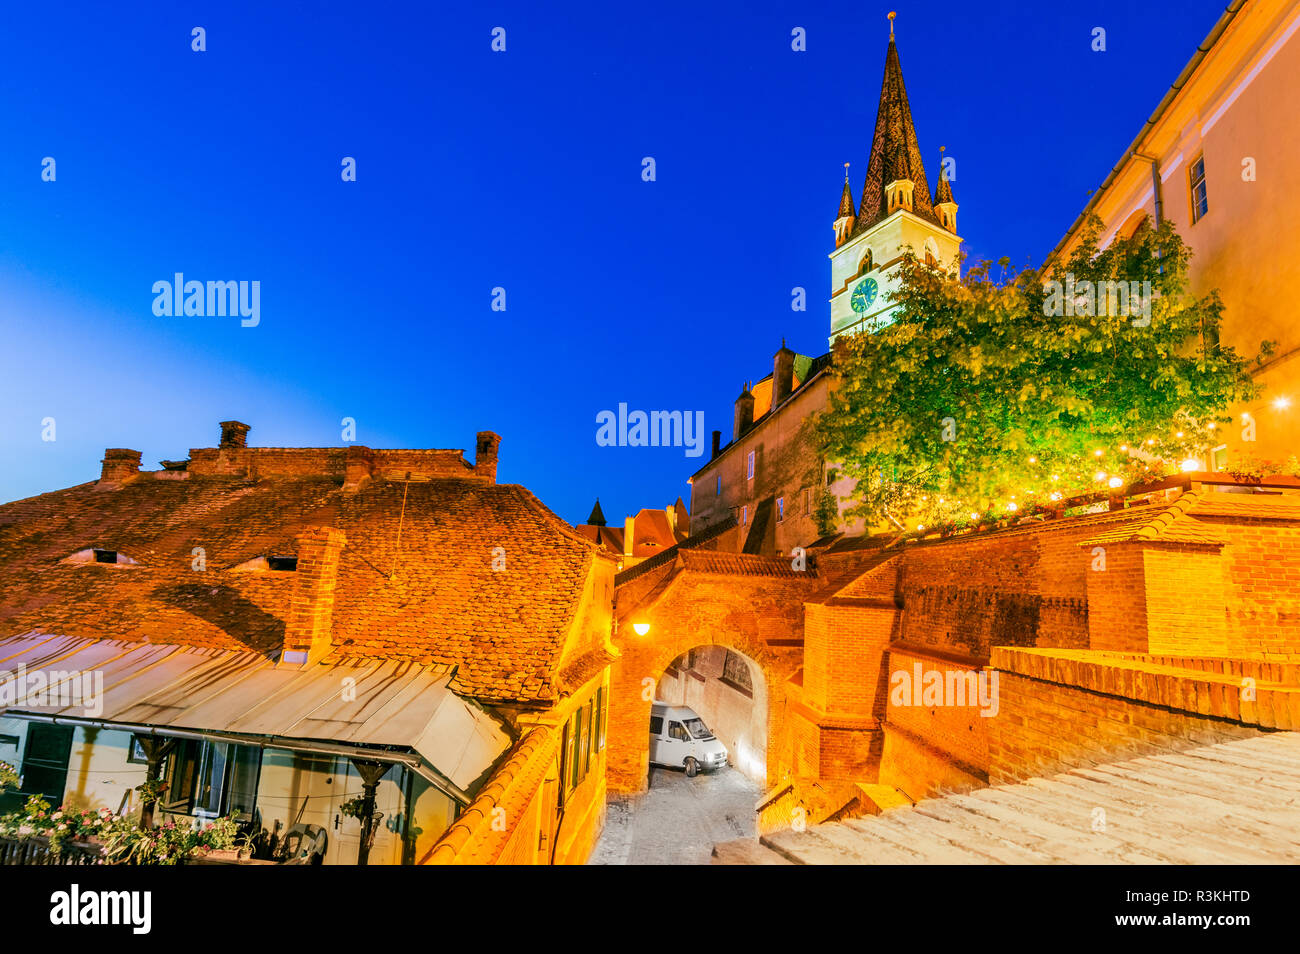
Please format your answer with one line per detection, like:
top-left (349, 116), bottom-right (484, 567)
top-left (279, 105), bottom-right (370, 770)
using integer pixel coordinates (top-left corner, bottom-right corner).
top-left (0, 421), bottom-right (617, 865)
top-left (1048, 0), bottom-right (1300, 470)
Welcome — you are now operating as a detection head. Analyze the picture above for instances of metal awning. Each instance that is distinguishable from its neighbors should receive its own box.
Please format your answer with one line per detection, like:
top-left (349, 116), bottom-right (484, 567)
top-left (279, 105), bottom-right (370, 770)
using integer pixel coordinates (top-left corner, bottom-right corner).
top-left (0, 633), bottom-right (513, 804)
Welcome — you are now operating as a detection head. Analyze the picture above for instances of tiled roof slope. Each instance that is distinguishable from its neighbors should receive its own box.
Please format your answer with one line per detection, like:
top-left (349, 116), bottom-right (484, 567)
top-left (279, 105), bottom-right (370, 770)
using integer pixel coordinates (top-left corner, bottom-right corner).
top-left (0, 473), bottom-right (611, 704)
top-left (853, 37), bottom-right (942, 234)
top-left (1078, 491), bottom-right (1300, 548)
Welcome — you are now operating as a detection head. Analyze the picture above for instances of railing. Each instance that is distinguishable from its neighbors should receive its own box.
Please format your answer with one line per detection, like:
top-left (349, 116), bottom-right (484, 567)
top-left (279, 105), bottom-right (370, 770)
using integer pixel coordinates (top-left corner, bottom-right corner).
top-left (0, 835), bottom-right (102, 865)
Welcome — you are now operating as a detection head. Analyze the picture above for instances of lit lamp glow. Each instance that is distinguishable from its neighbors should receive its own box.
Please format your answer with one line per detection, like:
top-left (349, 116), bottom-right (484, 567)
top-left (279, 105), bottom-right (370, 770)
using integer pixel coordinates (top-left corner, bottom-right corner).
top-left (1274, 396), bottom-right (1293, 411)
top-left (1107, 476), bottom-right (1123, 489)
top-left (1180, 458), bottom-right (1201, 472)
top-left (632, 622), bottom-right (651, 636)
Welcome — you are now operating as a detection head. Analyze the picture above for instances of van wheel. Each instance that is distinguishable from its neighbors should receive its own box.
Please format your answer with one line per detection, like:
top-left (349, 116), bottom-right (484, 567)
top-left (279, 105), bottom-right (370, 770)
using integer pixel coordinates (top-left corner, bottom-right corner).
top-left (684, 757), bottom-right (699, 778)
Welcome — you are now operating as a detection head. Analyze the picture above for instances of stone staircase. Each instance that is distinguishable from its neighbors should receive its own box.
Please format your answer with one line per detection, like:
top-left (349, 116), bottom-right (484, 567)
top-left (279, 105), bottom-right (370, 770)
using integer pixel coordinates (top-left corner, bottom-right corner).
top-left (713, 733), bottom-right (1300, 864)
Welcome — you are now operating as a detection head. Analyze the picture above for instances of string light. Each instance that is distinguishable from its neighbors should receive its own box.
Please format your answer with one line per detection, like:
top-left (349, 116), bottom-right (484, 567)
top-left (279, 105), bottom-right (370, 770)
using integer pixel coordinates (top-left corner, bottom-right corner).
top-left (1107, 476), bottom-right (1123, 488)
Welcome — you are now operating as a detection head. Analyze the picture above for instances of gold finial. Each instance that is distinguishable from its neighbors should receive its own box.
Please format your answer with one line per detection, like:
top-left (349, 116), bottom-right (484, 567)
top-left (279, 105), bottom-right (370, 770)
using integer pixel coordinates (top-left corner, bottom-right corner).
top-left (888, 11), bottom-right (896, 39)
top-left (844, 161), bottom-right (850, 183)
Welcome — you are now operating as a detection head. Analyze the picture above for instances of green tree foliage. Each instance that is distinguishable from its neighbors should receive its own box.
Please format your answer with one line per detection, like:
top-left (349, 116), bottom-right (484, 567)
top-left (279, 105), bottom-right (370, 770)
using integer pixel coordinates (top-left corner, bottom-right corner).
top-left (817, 217), bottom-right (1267, 531)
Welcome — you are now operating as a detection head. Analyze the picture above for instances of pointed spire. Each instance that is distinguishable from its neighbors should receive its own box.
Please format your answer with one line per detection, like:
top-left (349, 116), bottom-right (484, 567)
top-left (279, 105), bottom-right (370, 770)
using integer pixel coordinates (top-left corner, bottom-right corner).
top-left (587, 498), bottom-right (607, 527)
top-left (853, 24), bottom-right (942, 235)
top-left (836, 165), bottom-right (855, 219)
top-left (934, 145), bottom-right (955, 205)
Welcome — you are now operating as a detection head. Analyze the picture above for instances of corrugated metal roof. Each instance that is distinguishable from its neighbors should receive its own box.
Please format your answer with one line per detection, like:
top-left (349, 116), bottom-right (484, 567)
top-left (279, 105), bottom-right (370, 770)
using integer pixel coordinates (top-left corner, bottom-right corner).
top-left (0, 633), bottom-right (511, 798)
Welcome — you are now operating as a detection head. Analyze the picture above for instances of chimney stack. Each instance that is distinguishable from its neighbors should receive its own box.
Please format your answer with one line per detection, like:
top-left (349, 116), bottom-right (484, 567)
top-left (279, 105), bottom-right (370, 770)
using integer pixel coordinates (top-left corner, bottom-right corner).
top-left (219, 421), bottom-right (250, 449)
top-left (98, 449), bottom-right (142, 487)
top-left (282, 527), bottom-right (347, 666)
top-left (711, 430), bottom-right (721, 459)
top-left (733, 384), bottom-right (755, 440)
top-left (624, 515), bottom-right (635, 559)
top-left (772, 340), bottom-right (795, 407)
top-left (475, 431), bottom-right (502, 482)
top-left (343, 445), bottom-right (374, 494)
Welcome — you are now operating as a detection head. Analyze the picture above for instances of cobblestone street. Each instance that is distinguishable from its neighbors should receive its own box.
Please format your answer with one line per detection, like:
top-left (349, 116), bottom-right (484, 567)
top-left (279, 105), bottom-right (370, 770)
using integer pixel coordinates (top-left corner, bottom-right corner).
top-left (589, 766), bottom-right (762, 865)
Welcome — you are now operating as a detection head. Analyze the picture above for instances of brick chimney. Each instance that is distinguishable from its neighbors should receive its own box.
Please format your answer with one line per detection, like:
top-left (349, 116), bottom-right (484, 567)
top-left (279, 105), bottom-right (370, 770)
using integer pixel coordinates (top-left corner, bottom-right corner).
top-left (475, 431), bottom-right (502, 482)
top-left (711, 430), bottom-right (721, 459)
top-left (98, 449), bottom-right (142, 487)
top-left (733, 384), bottom-right (755, 439)
top-left (282, 527), bottom-right (347, 666)
top-left (343, 445), bottom-right (374, 494)
top-left (772, 340), bottom-right (795, 407)
top-left (219, 421), bottom-right (250, 449)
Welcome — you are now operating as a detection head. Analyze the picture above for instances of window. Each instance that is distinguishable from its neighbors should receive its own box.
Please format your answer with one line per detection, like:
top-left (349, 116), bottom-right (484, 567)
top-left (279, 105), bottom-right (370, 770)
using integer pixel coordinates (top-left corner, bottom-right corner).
top-left (649, 715), bottom-right (664, 735)
top-left (722, 650), bottom-right (754, 694)
top-left (746, 450), bottom-right (755, 480)
top-left (668, 722), bottom-right (689, 741)
top-left (266, 556), bottom-right (298, 572)
top-left (860, 249), bottom-right (873, 274)
top-left (562, 690), bottom-right (602, 798)
top-left (741, 505), bottom-right (747, 525)
top-left (804, 487), bottom-right (813, 515)
top-left (777, 496), bottom-right (785, 522)
top-left (716, 475), bottom-right (721, 495)
top-left (93, 549), bottom-right (118, 564)
top-left (1212, 445), bottom-right (1229, 472)
top-left (163, 740), bottom-right (261, 817)
top-left (1189, 155), bottom-right (1208, 223)
top-left (595, 687), bottom-right (607, 751)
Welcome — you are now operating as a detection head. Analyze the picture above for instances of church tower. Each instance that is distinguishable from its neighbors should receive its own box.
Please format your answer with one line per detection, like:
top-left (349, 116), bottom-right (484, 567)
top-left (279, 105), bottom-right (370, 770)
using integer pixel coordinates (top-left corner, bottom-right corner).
top-left (829, 14), bottom-right (962, 344)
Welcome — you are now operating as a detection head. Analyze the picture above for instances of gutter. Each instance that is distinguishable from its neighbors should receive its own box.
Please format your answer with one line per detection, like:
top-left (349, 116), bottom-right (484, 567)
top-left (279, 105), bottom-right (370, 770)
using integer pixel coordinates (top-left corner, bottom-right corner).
top-left (5, 711), bottom-right (473, 806)
top-left (1043, 0), bottom-right (1247, 267)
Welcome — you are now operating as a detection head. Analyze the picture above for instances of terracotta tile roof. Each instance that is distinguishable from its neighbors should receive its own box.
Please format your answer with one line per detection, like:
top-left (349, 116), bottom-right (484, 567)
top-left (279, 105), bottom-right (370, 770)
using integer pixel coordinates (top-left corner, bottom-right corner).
top-left (423, 726), bottom-right (558, 864)
top-left (675, 550), bottom-right (816, 578)
top-left (1188, 493), bottom-right (1300, 521)
top-left (0, 472), bottom-right (612, 704)
top-left (1080, 493), bottom-right (1227, 547)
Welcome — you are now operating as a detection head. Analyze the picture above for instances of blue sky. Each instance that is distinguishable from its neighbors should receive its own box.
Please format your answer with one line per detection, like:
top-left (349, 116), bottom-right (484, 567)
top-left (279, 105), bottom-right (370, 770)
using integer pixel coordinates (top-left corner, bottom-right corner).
top-left (0, 0), bottom-right (1229, 525)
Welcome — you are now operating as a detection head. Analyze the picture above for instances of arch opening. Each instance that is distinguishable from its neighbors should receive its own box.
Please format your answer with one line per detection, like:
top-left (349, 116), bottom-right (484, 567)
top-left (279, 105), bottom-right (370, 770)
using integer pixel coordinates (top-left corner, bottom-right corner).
top-left (650, 645), bottom-right (768, 786)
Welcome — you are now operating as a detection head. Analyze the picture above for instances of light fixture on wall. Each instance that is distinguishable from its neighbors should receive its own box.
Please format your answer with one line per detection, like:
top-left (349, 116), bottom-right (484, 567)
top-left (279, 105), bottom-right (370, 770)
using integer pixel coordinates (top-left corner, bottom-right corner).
top-left (632, 622), bottom-right (651, 636)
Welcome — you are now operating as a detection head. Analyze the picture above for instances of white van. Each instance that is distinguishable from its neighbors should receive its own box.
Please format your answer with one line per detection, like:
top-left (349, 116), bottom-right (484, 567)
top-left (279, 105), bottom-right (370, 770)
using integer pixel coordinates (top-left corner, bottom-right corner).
top-left (648, 703), bottom-right (728, 776)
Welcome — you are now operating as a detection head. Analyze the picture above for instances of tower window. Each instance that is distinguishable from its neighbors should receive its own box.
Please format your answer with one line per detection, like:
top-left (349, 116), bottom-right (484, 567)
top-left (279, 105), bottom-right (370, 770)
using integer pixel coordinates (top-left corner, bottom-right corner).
top-left (716, 475), bottom-right (721, 495)
top-left (777, 497), bottom-right (785, 522)
top-left (860, 250), bottom-right (874, 274)
top-left (1189, 155), bottom-right (1208, 223)
top-left (746, 451), bottom-right (755, 481)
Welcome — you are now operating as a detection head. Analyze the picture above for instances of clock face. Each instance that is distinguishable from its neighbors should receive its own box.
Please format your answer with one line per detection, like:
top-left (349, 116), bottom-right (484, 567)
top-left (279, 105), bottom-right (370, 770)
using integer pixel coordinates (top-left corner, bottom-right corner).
top-left (850, 276), bottom-right (878, 313)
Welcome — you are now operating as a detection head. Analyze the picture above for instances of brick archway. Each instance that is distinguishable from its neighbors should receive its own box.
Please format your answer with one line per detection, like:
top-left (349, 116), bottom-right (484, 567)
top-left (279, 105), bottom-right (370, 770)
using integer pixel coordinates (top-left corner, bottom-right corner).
top-left (607, 552), bottom-right (817, 794)
top-left (607, 630), bottom-right (793, 794)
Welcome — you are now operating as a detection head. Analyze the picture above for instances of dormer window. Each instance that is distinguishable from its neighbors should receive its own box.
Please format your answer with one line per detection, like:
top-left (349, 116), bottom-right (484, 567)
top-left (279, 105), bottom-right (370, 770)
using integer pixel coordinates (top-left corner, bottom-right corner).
top-left (232, 555), bottom-right (298, 572)
top-left (885, 179), bottom-right (915, 214)
top-left (62, 548), bottom-right (139, 566)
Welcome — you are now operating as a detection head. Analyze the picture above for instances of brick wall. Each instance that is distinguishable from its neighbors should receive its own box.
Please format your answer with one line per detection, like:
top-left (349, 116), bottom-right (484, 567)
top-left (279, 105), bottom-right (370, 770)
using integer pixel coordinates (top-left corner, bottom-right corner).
top-left (1216, 520), bottom-right (1300, 654)
top-left (986, 648), bottom-right (1291, 784)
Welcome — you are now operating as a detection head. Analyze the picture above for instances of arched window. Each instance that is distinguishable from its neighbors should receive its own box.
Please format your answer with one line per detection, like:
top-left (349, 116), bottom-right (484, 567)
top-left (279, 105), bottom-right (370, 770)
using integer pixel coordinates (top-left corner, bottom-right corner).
top-left (859, 249), bottom-right (873, 274)
top-left (923, 238), bottom-right (939, 267)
